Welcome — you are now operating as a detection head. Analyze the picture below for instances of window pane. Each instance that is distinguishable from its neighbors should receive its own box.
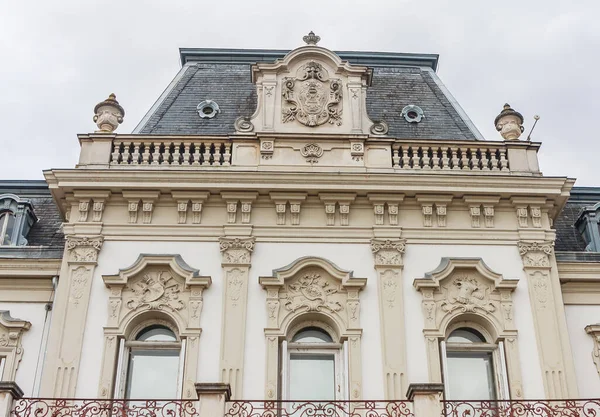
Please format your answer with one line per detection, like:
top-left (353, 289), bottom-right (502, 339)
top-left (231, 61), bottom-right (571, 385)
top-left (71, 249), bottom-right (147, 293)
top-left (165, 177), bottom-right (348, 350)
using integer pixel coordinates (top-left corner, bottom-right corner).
top-left (447, 328), bottom-right (486, 344)
top-left (126, 349), bottom-right (180, 399)
top-left (1, 213), bottom-right (15, 245)
top-left (136, 326), bottom-right (177, 342)
top-left (292, 328), bottom-right (333, 343)
top-left (289, 353), bottom-right (335, 400)
top-left (446, 351), bottom-right (496, 400)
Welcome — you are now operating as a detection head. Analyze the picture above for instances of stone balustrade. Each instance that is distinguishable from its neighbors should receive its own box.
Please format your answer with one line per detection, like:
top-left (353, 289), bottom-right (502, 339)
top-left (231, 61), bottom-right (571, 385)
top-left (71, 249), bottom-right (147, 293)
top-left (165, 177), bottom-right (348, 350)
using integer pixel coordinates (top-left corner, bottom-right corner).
top-left (76, 134), bottom-right (541, 174)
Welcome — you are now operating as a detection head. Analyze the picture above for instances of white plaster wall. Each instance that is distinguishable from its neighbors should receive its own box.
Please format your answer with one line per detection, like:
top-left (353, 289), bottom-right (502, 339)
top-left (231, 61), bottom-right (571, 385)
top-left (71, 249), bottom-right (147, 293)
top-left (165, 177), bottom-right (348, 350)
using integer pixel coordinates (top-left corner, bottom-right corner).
top-left (565, 305), bottom-right (600, 397)
top-left (76, 241), bottom-right (223, 398)
top-left (247, 242), bottom-right (383, 400)
top-left (0, 302), bottom-right (48, 395)
top-left (402, 244), bottom-right (546, 399)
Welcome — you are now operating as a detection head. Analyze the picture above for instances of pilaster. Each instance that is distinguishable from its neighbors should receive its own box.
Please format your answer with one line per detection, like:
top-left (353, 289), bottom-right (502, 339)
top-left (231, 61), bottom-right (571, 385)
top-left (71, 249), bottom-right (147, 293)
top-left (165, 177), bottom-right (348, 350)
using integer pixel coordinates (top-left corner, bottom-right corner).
top-left (518, 240), bottom-right (578, 398)
top-left (40, 235), bottom-right (103, 397)
top-left (218, 236), bottom-right (255, 399)
top-left (371, 239), bottom-right (408, 399)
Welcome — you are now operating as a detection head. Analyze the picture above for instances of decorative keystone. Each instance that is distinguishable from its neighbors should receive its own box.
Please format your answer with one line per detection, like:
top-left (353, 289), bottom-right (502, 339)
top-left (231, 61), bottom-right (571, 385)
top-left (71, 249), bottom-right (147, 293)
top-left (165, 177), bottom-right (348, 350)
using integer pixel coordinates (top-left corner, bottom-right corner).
top-left (93, 93), bottom-right (124, 133)
top-left (303, 31), bottom-right (321, 45)
top-left (495, 103), bottom-right (524, 140)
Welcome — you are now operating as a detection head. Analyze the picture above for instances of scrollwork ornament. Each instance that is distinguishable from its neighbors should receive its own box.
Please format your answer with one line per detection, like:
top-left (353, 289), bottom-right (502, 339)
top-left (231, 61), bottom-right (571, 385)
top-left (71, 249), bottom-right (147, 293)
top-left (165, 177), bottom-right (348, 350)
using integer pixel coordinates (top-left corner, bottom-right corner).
top-left (219, 237), bottom-right (255, 265)
top-left (234, 116), bottom-right (254, 133)
top-left (518, 241), bottom-right (554, 268)
top-left (300, 143), bottom-right (324, 163)
top-left (371, 239), bottom-right (406, 266)
top-left (370, 121), bottom-right (389, 135)
top-left (67, 236), bottom-right (104, 263)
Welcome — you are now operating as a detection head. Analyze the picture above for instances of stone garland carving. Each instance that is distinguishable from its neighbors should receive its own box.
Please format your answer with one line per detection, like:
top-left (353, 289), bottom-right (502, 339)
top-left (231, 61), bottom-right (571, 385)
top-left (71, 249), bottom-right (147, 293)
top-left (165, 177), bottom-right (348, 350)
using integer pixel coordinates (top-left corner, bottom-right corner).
top-left (0, 311), bottom-right (31, 381)
top-left (371, 239), bottom-right (408, 399)
top-left (219, 236), bottom-right (255, 399)
top-left (98, 255), bottom-right (210, 400)
top-left (41, 235), bottom-right (104, 396)
top-left (260, 257), bottom-right (367, 401)
top-left (413, 258), bottom-right (523, 399)
top-left (282, 61), bottom-right (342, 127)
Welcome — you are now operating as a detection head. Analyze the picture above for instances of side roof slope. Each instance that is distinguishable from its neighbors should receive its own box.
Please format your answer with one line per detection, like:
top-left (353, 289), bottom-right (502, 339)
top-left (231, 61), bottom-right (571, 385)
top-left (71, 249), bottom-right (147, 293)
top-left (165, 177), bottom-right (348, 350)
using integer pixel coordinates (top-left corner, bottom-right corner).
top-left (135, 48), bottom-right (483, 140)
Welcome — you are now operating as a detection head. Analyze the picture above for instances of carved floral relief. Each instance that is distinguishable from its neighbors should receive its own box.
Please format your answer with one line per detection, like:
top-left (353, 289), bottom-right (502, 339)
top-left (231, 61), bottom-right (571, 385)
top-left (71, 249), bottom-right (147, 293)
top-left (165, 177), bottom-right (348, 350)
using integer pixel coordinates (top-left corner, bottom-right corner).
top-left (283, 273), bottom-right (342, 313)
top-left (124, 270), bottom-right (184, 311)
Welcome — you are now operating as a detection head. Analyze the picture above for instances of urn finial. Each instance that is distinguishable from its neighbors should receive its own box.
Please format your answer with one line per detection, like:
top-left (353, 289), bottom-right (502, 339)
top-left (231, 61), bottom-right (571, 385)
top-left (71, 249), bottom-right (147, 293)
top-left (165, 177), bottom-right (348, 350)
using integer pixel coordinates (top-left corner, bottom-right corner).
top-left (93, 93), bottom-right (125, 133)
top-left (494, 103), bottom-right (524, 140)
top-left (303, 31), bottom-right (321, 46)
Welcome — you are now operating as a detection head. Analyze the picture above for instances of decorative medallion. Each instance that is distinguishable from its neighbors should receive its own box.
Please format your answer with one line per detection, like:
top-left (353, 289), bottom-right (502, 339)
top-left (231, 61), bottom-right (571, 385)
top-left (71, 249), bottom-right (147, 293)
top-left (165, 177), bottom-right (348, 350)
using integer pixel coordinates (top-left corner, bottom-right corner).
top-left (282, 61), bottom-right (342, 127)
top-left (440, 275), bottom-right (495, 314)
top-left (125, 270), bottom-right (184, 311)
top-left (284, 273), bottom-right (342, 313)
top-left (300, 143), bottom-right (324, 163)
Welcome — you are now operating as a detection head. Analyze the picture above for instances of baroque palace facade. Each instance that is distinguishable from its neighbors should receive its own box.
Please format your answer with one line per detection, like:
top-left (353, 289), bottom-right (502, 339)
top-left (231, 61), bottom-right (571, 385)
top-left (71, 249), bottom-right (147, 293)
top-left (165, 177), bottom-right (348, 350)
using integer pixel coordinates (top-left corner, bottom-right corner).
top-left (1, 32), bottom-right (600, 417)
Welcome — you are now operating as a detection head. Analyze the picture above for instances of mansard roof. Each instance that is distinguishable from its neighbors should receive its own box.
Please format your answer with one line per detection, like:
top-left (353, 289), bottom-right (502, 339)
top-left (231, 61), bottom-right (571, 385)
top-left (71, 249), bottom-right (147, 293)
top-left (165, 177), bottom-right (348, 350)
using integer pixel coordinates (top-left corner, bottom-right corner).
top-left (134, 48), bottom-right (483, 140)
top-left (0, 180), bottom-right (64, 257)
top-left (555, 187), bottom-right (600, 254)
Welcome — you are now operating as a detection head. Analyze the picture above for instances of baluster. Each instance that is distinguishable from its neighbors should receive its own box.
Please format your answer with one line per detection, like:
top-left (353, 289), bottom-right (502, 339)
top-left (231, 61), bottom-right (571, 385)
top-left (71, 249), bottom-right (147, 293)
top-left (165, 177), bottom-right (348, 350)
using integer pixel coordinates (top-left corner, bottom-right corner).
top-left (110, 140), bottom-right (121, 165)
top-left (122, 141), bottom-right (132, 164)
top-left (499, 148), bottom-right (509, 171)
top-left (489, 148), bottom-right (499, 171)
top-left (451, 147), bottom-right (460, 170)
top-left (441, 147), bottom-right (450, 170)
top-left (131, 142), bottom-right (141, 165)
top-left (402, 147), bottom-right (410, 169)
top-left (460, 148), bottom-right (469, 170)
top-left (392, 146), bottom-right (400, 167)
top-left (141, 143), bottom-right (151, 165)
top-left (182, 142), bottom-right (191, 166)
top-left (202, 143), bottom-right (211, 165)
top-left (222, 142), bottom-right (231, 166)
top-left (433, 147), bottom-right (442, 170)
top-left (191, 142), bottom-right (201, 166)
top-left (481, 148), bottom-right (490, 171)
top-left (422, 147), bottom-right (431, 170)
top-left (151, 142), bottom-right (162, 165)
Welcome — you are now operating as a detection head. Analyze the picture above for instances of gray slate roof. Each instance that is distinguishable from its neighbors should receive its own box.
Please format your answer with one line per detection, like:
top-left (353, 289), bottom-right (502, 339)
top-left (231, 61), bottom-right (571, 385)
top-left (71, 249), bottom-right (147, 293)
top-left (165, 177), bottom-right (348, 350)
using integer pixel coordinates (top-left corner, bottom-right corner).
top-left (0, 181), bottom-right (64, 258)
top-left (554, 187), bottom-right (600, 252)
top-left (135, 49), bottom-right (482, 140)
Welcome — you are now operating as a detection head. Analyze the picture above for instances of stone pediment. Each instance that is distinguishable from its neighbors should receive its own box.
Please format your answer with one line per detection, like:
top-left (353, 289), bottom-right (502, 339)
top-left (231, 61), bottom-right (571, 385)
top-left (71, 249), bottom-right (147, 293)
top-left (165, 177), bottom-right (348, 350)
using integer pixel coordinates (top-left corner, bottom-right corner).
top-left (241, 34), bottom-right (380, 135)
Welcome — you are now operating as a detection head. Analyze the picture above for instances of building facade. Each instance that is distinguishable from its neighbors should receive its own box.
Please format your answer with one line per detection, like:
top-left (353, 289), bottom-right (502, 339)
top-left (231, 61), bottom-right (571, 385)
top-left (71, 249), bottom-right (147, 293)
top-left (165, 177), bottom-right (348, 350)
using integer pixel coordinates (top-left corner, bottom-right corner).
top-left (1, 33), bottom-right (600, 417)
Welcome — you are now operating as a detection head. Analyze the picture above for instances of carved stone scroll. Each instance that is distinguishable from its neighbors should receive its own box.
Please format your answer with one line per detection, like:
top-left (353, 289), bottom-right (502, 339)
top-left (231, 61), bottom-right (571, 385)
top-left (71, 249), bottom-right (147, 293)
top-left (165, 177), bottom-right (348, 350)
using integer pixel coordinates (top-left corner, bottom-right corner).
top-left (259, 257), bottom-right (366, 401)
top-left (371, 239), bottom-right (408, 399)
top-left (0, 311), bottom-right (31, 381)
top-left (518, 241), bottom-right (578, 398)
top-left (413, 258), bottom-right (523, 399)
top-left (41, 236), bottom-right (103, 397)
top-left (585, 324), bottom-right (600, 378)
top-left (219, 237), bottom-right (255, 399)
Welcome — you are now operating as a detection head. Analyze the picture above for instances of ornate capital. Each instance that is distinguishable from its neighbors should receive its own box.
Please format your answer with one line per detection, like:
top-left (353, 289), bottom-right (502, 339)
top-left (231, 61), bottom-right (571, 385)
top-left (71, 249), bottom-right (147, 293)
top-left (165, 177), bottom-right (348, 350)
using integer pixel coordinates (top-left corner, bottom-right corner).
top-left (66, 236), bottom-right (104, 263)
top-left (518, 241), bottom-right (554, 268)
top-left (371, 239), bottom-right (406, 266)
top-left (219, 237), bottom-right (255, 266)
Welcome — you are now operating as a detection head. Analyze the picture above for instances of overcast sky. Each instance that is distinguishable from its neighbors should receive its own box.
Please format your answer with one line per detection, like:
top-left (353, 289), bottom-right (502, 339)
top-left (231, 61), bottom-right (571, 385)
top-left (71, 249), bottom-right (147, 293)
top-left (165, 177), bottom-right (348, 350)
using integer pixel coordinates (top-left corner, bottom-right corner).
top-left (1, 0), bottom-right (598, 185)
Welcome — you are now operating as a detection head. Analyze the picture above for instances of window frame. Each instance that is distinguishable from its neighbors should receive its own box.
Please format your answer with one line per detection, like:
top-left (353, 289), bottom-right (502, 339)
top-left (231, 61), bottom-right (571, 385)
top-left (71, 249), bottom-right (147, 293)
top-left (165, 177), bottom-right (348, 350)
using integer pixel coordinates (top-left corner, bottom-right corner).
top-left (441, 326), bottom-right (510, 400)
top-left (114, 323), bottom-right (186, 399)
top-left (281, 326), bottom-right (348, 401)
top-left (0, 211), bottom-right (15, 246)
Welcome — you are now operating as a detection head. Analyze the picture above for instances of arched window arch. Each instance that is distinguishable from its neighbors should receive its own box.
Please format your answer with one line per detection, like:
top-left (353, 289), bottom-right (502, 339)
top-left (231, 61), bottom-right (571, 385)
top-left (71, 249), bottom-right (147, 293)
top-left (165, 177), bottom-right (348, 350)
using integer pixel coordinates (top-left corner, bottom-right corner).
top-left (283, 324), bottom-right (342, 400)
top-left (119, 323), bottom-right (183, 399)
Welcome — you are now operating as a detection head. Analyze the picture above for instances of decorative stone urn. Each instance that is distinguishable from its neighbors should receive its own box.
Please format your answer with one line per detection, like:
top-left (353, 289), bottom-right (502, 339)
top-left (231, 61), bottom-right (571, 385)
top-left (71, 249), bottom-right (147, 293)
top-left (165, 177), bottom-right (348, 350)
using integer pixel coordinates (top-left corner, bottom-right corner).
top-left (495, 103), bottom-right (524, 140)
top-left (93, 93), bottom-right (125, 133)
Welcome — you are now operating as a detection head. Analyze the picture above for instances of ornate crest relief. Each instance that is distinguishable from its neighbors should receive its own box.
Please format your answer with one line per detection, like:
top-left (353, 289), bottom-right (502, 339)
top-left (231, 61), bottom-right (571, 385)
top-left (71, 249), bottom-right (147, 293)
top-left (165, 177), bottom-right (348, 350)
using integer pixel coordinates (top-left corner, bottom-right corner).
top-left (282, 61), bottom-right (342, 127)
top-left (440, 275), bottom-right (495, 314)
top-left (125, 270), bottom-right (184, 311)
top-left (284, 273), bottom-right (343, 313)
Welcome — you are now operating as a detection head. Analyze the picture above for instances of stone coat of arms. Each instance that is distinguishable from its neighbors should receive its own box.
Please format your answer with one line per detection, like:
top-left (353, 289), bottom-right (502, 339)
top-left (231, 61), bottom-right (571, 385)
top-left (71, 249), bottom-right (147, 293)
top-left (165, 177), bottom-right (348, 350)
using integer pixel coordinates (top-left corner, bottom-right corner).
top-left (282, 61), bottom-right (342, 127)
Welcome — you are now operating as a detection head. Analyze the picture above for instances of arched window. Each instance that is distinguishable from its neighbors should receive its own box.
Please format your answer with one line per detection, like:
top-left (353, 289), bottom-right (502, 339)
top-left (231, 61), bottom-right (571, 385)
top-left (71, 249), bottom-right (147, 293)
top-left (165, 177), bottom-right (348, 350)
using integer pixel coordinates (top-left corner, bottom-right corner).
top-left (117, 324), bottom-right (183, 399)
top-left (283, 326), bottom-right (343, 400)
top-left (442, 327), bottom-right (509, 400)
top-left (0, 212), bottom-right (16, 246)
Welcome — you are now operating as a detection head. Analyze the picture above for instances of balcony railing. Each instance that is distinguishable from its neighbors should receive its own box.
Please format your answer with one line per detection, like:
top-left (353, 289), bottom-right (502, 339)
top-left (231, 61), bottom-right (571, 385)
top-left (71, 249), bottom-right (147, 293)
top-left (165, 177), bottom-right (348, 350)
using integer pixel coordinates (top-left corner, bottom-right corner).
top-left (78, 134), bottom-right (541, 175)
top-left (224, 401), bottom-right (414, 417)
top-left (11, 399), bottom-right (198, 417)
top-left (443, 399), bottom-right (600, 417)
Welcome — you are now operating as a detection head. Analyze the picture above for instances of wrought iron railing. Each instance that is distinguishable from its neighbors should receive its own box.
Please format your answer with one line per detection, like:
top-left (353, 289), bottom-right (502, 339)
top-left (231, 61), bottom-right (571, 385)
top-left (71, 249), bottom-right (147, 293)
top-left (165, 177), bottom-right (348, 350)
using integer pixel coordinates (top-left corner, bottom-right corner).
top-left (442, 400), bottom-right (600, 417)
top-left (225, 401), bottom-right (414, 417)
top-left (11, 399), bottom-right (199, 417)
